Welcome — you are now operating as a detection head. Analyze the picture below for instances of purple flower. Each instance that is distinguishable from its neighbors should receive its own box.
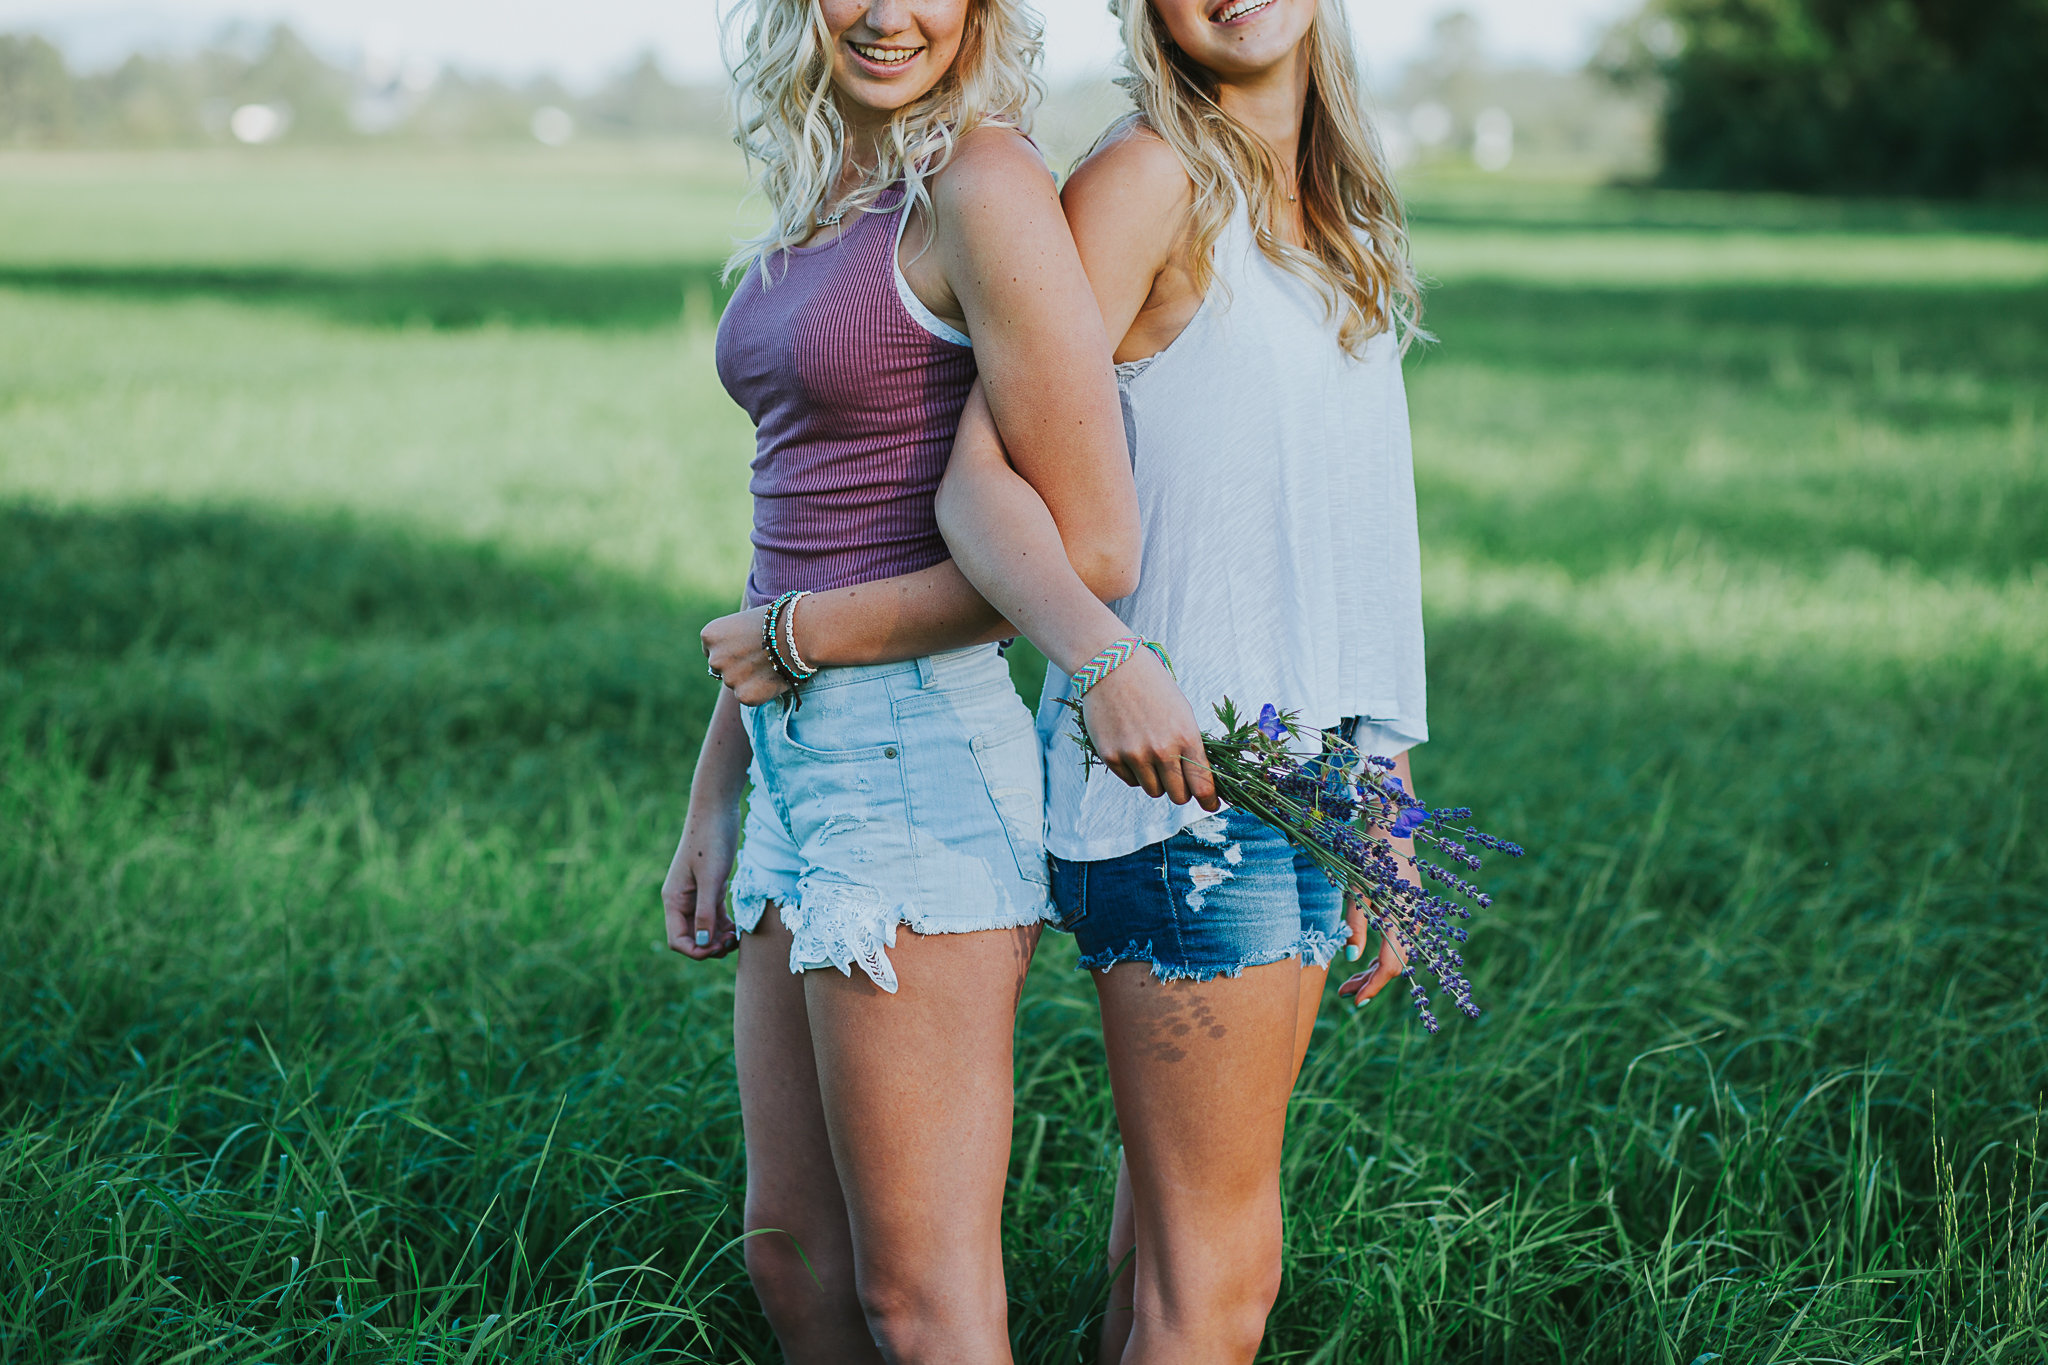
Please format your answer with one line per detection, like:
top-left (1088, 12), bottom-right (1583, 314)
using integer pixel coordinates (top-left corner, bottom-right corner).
top-left (1387, 805), bottom-right (1431, 840)
top-left (1257, 703), bottom-right (1285, 742)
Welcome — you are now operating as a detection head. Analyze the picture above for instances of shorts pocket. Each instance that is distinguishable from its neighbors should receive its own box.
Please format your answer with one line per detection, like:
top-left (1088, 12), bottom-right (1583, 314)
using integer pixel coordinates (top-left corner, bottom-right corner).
top-left (777, 693), bottom-right (902, 763)
top-left (971, 718), bottom-right (1051, 888)
top-left (1049, 856), bottom-right (1088, 930)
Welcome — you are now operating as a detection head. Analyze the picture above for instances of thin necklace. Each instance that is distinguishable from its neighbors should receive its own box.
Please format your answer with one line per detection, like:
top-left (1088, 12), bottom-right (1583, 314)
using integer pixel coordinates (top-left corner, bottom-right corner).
top-left (816, 207), bottom-right (846, 228)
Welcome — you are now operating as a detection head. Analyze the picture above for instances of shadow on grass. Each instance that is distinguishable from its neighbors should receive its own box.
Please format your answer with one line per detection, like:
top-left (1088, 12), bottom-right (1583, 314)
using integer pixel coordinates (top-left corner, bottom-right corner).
top-left (1415, 281), bottom-right (2048, 391)
top-left (1409, 282), bottom-right (2048, 578)
top-left (1406, 186), bottom-right (2048, 237)
top-left (0, 260), bottom-right (735, 330)
top-left (5, 498), bottom-right (2039, 896)
top-left (6, 258), bottom-right (2045, 398)
top-left (4, 500), bottom-right (2047, 1362)
top-left (1, 503), bottom-right (729, 821)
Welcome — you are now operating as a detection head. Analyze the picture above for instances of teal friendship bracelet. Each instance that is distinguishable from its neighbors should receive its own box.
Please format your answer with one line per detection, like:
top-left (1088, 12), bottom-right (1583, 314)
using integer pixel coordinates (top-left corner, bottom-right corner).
top-left (1071, 635), bottom-right (1172, 701)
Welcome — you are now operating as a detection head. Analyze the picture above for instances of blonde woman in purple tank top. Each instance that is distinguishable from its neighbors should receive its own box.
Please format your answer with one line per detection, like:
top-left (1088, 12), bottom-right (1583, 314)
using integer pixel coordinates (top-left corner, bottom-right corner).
top-left (656, 0), bottom-right (1217, 1358)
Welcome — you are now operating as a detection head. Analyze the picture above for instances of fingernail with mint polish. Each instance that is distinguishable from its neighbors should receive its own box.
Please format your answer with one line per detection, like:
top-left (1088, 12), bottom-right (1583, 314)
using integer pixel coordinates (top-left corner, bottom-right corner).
top-left (695, 930), bottom-right (710, 947)
top-left (1346, 943), bottom-right (1362, 961)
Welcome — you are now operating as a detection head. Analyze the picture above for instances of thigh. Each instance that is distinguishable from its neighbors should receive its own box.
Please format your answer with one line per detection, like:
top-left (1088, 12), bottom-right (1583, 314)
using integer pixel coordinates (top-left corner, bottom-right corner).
top-left (1290, 852), bottom-right (1347, 1079)
top-left (1095, 958), bottom-right (1301, 1216)
top-left (803, 922), bottom-right (1039, 1294)
top-left (734, 902), bottom-right (857, 1283)
top-left (1093, 957), bottom-right (1303, 1330)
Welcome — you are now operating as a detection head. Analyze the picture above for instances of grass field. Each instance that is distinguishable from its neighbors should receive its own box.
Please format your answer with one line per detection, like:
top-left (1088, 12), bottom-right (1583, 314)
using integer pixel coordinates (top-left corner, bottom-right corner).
top-left (3, 146), bottom-right (2046, 1363)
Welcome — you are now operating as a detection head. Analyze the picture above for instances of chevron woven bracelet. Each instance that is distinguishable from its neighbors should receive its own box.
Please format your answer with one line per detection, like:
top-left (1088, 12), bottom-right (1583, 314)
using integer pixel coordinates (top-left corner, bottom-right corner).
top-left (1071, 635), bottom-right (1173, 701)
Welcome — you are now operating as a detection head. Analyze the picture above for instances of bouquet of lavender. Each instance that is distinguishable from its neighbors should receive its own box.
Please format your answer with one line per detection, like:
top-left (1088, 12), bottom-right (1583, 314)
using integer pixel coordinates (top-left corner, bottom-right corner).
top-left (1064, 698), bottom-right (1523, 1031)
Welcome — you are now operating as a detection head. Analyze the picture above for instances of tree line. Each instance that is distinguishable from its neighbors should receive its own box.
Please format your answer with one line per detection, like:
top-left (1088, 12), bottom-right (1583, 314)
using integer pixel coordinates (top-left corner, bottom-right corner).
top-left (1608, 0), bottom-right (2048, 197)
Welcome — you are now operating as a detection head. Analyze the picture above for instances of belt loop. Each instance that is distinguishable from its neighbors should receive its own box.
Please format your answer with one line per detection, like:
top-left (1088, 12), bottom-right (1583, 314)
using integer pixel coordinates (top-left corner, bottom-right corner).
top-left (916, 654), bottom-right (938, 689)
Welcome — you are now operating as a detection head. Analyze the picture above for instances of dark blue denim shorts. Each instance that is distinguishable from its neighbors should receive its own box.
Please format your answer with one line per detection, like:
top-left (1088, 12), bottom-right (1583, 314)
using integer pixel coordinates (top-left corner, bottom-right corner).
top-left (1049, 808), bottom-right (1348, 982)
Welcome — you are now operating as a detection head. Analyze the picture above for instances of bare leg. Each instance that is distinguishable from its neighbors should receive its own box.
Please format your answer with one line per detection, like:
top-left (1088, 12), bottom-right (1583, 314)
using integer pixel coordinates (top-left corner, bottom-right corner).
top-left (1095, 955), bottom-right (1328, 1362)
top-left (1292, 960), bottom-right (1331, 1078)
top-left (1095, 960), bottom-right (1304, 1364)
top-left (806, 921), bottom-right (1039, 1364)
top-left (734, 902), bottom-right (881, 1362)
top-left (1098, 1150), bottom-right (1137, 1362)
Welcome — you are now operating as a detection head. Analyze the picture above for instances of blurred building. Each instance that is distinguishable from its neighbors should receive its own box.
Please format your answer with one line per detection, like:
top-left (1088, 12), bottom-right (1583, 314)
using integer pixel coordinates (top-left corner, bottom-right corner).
top-left (0, 23), bottom-right (725, 148)
top-left (1381, 11), bottom-right (1656, 180)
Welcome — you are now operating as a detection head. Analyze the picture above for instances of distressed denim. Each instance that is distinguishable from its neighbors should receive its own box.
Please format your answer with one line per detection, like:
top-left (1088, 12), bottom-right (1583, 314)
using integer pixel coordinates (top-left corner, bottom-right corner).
top-left (731, 644), bottom-right (1052, 993)
top-left (1049, 807), bottom-right (1348, 981)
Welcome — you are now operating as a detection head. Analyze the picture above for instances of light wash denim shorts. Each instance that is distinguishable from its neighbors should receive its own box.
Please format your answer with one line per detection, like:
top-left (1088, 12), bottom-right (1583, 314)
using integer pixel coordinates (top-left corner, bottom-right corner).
top-left (732, 644), bottom-right (1053, 993)
top-left (1049, 807), bottom-right (1348, 982)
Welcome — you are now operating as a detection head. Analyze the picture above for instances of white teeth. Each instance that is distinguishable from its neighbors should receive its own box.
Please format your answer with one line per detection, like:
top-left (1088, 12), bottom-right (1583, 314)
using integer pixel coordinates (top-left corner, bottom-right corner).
top-left (1213, 0), bottom-right (1271, 19)
top-left (853, 43), bottom-right (920, 64)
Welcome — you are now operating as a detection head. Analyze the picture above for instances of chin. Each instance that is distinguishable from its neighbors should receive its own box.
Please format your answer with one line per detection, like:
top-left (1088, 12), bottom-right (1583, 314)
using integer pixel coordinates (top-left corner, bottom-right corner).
top-left (1196, 43), bottom-right (1292, 77)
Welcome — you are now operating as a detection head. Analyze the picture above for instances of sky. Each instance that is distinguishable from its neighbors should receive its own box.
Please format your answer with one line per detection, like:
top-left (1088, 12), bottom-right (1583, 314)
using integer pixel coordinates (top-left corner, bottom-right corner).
top-left (4, 0), bottom-right (1639, 86)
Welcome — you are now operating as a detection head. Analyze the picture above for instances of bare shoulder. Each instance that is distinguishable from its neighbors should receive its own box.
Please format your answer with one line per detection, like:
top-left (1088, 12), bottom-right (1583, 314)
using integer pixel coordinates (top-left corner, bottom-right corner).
top-left (933, 123), bottom-right (1057, 209)
top-left (1063, 120), bottom-right (1192, 222)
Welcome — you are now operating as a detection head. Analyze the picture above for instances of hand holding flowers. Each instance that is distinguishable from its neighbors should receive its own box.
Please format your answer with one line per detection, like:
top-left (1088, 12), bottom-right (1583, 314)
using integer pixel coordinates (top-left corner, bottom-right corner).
top-left (1064, 697), bottom-right (1524, 1031)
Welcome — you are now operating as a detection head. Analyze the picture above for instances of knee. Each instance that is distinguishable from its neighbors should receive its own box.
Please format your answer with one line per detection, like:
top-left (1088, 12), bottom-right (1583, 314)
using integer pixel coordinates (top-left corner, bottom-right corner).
top-left (1198, 1263), bottom-right (1282, 1355)
top-left (1233, 1256), bottom-right (1285, 1341)
top-left (745, 1232), bottom-right (856, 1337)
top-left (857, 1270), bottom-right (1004, 1363)
top-left (856, 1281), bottom-right (946, 1362)
top-left (1147, 1232), bottom-right (1283, 1356)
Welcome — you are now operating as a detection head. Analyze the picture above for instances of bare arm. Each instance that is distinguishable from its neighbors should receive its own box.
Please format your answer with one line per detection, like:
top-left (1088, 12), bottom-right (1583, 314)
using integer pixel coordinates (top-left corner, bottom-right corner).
top-left (932, 128), bottom-right (1216, 807)
top-left (934, 386), bottom-right (1138, 670)
top-left (701, 560), bottom-right (1009, 706)
top-left (704, 129), bottom-right (1141, 701)
top-left (661, 687), bottom-right (751, 961)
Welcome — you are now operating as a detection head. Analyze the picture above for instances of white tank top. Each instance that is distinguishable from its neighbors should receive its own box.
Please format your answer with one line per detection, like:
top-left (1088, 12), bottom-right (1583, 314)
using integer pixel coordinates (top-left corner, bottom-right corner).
top-left (1039, 198), bottom-right (1429, 862)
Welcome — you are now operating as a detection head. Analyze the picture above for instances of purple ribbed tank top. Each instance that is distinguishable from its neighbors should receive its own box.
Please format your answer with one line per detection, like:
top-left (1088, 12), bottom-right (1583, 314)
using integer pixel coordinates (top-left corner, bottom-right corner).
top-left (715, 189), bottom-right (977, 608)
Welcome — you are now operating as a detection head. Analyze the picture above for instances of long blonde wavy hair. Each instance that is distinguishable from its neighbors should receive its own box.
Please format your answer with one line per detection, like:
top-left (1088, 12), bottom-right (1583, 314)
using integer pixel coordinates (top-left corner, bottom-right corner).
top-left (725, 0), bottom-right (1043, 277)
top-left (1104, 0), bottom-right (1422, 352)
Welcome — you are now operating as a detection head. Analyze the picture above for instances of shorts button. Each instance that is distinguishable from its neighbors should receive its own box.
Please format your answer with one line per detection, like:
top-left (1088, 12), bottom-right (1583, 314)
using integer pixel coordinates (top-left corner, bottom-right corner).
top-left (883, 746), bottom-right (898, 758)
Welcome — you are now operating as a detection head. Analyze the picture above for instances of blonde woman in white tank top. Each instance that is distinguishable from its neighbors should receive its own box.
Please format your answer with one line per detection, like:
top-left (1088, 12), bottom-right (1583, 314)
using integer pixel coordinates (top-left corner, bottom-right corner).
top-left (934, 0), bottom-right (1428, 1356)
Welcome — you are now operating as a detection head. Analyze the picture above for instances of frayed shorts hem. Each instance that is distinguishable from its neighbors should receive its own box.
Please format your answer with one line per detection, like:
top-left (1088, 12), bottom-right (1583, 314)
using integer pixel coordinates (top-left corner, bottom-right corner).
top-left (1297, 925), bottom-right (1349, 973)
top-left (728, 861), bottom-right (791, 936)
top-left (1075, 940), bottom-right (1305, 984)
top-left (732, 856), bottom-right (1049, 995)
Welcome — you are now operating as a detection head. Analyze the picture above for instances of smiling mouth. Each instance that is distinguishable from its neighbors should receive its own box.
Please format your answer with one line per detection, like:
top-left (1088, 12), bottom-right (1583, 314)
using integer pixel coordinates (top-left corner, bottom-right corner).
top-left (850, 41), bottom-right (923, 66)
top-left (1211, 0), bottom-right (1274, 21)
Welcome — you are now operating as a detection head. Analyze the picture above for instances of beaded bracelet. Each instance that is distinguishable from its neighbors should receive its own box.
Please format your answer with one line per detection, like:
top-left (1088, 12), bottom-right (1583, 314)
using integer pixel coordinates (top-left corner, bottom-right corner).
top-left (759, 598), bottom-right (790, 685)
top-left (762, 590), bottom-right (816, 701)
top-left (1070, 635), bottom-right (1172, 701)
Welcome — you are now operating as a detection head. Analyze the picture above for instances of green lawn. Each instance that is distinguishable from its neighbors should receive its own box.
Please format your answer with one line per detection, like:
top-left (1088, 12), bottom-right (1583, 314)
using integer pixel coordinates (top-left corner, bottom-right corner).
top-left (2, 149), bottom-right (2045, 1363)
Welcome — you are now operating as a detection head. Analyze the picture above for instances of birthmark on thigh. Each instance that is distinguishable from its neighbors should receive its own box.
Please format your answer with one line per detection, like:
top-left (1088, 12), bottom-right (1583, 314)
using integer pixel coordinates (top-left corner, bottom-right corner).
top-left (1128, 975), bottom-right (1228, 1063)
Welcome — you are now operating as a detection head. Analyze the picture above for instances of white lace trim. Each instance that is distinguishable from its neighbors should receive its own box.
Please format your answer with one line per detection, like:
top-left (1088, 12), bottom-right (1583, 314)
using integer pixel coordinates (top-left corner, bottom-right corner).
top-left (785, 878), bottom-right (907, 993)
top-left (778, 875), bottom-right (1051, 994)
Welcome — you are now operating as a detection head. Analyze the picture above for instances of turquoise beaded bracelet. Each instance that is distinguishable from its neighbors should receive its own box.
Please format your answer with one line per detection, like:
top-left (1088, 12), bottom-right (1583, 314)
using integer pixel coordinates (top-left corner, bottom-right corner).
top-left (1071, 635), bottom-right (1172, 701)
top-left (763, 590), bottom-right (816, 703)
